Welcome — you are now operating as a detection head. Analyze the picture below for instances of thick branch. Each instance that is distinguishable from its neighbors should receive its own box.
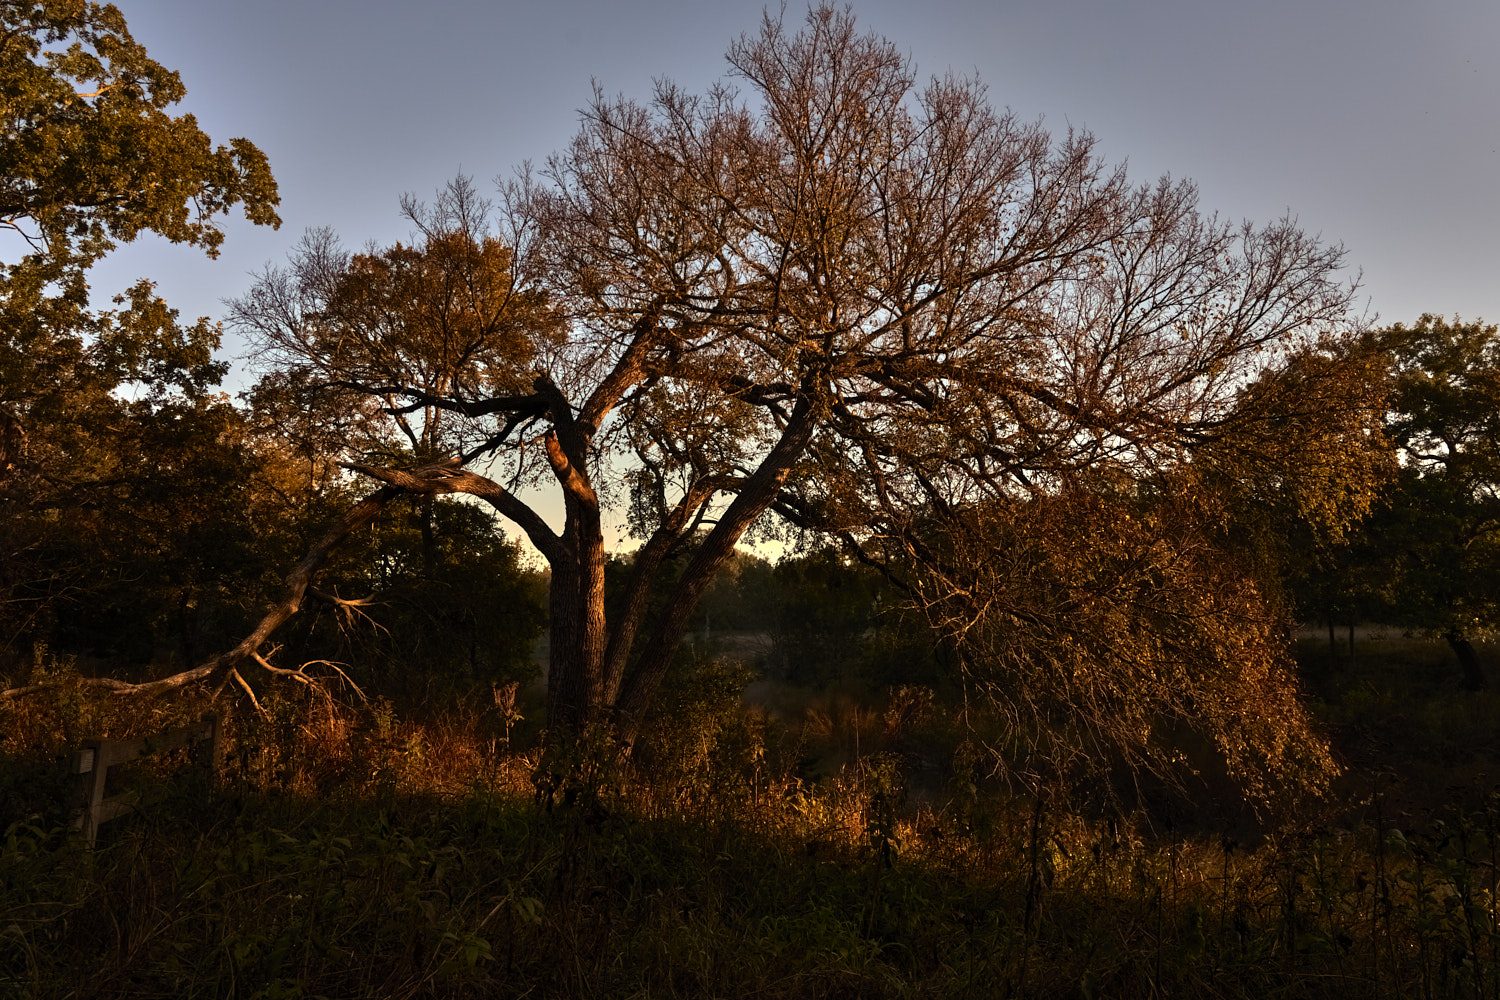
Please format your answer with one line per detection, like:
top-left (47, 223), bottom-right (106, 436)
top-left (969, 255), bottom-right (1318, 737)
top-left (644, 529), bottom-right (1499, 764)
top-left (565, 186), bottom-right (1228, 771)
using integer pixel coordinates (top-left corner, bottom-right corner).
top-left (358, 382), bottom-right (547, 421)
top-left (531, 375), bottom-right (593, 491)
top-left (600, 474), bottom-right (734, 699)
top-left (579, 301), bottom-right (663, 433)
top-left (343, 457), bottom-right (566, 565)
top-left (0, 663), bottom-right (219, 702)
top-left (615, 396), bottom-right (819, 733)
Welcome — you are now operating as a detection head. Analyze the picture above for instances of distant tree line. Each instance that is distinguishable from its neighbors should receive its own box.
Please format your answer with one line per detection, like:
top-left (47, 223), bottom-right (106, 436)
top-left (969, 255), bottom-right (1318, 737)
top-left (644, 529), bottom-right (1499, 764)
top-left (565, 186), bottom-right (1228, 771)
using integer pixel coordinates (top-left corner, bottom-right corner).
top-left (1290, 316), bottom-right (1500, 690)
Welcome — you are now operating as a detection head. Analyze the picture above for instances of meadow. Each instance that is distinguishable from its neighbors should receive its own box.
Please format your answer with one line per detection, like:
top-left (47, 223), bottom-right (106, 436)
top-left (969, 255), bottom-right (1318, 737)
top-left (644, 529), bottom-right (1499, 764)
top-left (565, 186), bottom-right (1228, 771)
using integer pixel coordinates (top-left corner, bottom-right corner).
top-left (3, 635), bottom-right (1497, 999)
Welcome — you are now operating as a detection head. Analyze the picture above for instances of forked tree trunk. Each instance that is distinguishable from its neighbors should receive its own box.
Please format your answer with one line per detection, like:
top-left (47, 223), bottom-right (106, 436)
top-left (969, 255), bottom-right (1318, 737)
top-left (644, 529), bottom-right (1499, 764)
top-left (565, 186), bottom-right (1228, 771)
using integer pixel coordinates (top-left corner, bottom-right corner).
top-left (611, 403), bottom-right (817, 743)
top-left (542, 400), bottom-right (817, 745)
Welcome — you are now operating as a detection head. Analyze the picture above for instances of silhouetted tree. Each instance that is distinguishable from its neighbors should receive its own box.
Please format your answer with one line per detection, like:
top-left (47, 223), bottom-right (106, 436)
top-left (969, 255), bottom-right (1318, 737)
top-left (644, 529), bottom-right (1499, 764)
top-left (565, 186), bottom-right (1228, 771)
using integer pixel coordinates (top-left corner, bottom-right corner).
top-left (26, 9), bottom-right (1368, 805)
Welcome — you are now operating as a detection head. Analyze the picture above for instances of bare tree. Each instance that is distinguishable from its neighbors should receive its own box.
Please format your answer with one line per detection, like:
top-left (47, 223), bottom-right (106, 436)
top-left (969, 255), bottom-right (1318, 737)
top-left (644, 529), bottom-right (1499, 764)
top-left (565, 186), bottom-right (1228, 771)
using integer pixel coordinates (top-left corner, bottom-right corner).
top-left (52, 7), bottom-right (1359, 792)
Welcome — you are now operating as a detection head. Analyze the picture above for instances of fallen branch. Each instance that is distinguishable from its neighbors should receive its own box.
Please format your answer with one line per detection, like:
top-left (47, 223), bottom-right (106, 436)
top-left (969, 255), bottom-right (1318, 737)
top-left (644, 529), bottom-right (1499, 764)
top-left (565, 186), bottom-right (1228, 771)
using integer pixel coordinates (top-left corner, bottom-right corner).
top-left (0, 663), bottom-right (220, 702)
top-left (0, 486), bottom-right (402, 702)
top-left (308, 585), bottom-right (384, 635)
top-left (228, 667), bottom-right (265, 715)
top-left (251, 649), bottom-right (368, 702)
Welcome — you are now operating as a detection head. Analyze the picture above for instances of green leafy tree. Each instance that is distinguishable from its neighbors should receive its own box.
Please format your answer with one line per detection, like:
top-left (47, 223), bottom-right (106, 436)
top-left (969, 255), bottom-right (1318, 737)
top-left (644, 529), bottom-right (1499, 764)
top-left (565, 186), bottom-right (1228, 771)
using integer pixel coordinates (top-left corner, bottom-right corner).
top-left (0, 1), bottom-right (279, 682)
top-left (0, 1), bottom-right (278, 273)
top-left (1290, 317), bottom-right (1500, 690)
top-left (1211, 336), bottom-right (1395, 665)
top-left (1375, 317), bottom-right (1500, 689)
top-left (0, 289), bottom-right (274, 660)
top-left (44, 397), bottom-right (262, 663)
top-left (0, 0), bottom-right (279, 473)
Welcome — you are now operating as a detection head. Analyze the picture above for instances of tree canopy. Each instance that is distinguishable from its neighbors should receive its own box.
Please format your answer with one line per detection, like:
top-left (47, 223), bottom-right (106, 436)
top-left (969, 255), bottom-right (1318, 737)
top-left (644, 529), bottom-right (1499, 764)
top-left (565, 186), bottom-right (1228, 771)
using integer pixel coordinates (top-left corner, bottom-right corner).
top-left (1309, 316), bottom-right (1500, 689)
top-left (0, 1), bottom-right (278, 274)
top-left (214, 6), bottom-right (1372, 805)
top-left (0, 5), bottom-right (1390, 809)
top-left (0, 0), bottom-right (279, 479)
top-left (0, 0), bottom-right (282, 676)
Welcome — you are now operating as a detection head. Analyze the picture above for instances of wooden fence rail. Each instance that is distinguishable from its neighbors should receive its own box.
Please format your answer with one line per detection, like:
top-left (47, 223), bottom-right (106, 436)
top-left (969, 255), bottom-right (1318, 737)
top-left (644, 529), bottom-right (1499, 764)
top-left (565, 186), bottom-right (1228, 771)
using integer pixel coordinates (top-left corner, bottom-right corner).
top-left (73, 716), bottom-right (220, 847)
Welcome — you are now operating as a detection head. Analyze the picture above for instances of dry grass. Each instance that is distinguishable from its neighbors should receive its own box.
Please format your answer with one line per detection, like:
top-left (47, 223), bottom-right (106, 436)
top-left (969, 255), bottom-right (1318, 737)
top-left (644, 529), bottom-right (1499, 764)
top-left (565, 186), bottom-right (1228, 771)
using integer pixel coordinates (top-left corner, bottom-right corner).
top-left (1, 645), bottom-right (1498, 998)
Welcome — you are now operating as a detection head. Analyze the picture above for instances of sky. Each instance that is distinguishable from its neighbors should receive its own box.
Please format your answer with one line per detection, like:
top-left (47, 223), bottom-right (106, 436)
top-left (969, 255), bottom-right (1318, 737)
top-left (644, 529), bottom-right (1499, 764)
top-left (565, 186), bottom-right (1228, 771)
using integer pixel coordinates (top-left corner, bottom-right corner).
top-left (90, 0), bottom-right (1500, 351)
top-left (76, 0), bottom-right (1500, 556)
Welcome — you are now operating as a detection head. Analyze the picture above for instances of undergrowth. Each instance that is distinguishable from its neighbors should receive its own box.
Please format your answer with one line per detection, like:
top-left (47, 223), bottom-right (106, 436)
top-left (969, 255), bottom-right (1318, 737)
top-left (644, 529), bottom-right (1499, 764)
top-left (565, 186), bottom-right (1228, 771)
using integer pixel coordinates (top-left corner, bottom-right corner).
top-left (1, 648), bottom-right (1498, 999)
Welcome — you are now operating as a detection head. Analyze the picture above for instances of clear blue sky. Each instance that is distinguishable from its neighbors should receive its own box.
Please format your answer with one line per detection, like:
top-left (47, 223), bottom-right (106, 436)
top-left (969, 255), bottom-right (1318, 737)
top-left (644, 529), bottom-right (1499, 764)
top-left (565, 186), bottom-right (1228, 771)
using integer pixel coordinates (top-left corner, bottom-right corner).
top-left (94, 0), bottom-right (1500, 365)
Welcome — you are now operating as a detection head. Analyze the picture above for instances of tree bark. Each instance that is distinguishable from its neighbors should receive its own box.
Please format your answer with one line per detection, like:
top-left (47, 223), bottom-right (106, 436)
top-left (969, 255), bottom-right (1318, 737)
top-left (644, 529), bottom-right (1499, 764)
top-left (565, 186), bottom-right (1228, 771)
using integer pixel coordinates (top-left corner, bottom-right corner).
top-left (1446, 627), bottom-right (1487, 692)
top-left (545, 544), bottom-right (608, 733)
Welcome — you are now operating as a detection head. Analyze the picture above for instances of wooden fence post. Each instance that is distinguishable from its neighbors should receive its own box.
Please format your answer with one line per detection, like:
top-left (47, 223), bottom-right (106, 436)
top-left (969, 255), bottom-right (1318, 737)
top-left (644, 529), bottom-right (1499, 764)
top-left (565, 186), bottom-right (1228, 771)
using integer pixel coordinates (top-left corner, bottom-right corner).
top-left (73, 715), bottom-right (219, 849)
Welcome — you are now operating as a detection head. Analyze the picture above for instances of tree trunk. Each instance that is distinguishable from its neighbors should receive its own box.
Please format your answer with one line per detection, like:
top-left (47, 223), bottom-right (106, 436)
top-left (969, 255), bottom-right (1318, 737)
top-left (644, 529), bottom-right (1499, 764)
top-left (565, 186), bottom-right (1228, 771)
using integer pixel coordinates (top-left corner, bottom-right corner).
top-left (419, 496), bottom-right (436, 578)
top-left (544, 537), bottom-right (609, 734)
top-left (1445, 627), bottom-right (1487, 692)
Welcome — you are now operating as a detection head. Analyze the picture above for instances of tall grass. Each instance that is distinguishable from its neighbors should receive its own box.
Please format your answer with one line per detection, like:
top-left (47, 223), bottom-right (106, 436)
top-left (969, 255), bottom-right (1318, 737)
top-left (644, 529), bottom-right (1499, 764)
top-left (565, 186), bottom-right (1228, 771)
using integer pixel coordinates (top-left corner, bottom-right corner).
top-left (2, 649), bottom-right (1498, 998)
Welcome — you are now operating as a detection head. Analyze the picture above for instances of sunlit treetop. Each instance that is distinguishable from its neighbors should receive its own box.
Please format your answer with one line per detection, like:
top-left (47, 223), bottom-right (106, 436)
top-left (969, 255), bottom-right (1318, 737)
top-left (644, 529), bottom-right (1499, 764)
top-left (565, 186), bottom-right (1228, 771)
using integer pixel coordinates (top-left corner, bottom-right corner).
top-left (0, 0), bottom-right (280, 289)
top-left (0, 0), bottom-right (280, 481)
